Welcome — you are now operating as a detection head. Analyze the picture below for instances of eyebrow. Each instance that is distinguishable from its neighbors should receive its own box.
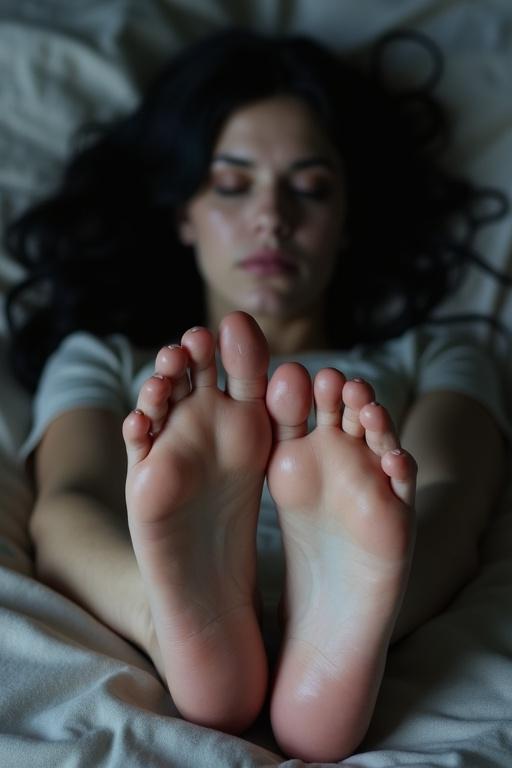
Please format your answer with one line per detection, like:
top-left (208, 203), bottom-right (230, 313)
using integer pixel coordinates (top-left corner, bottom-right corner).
top-left (211, 153), bottom-right (336, 171)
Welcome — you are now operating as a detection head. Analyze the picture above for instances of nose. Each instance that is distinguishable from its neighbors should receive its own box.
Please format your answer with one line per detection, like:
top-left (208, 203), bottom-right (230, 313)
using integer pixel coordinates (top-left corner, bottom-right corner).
top-left (252, 184), bottom-right (293, 241)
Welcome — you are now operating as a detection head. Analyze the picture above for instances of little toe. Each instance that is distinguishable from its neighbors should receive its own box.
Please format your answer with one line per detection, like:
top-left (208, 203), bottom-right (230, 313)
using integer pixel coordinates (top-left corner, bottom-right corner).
top-left (341, 378), bottom-right (375, 438)
top-left (381, 448), bottom-right (418, 506)
top-left (360, 401), bottom-right (400, 456)
top-left (136, 373), bottom-right (172, 436)
top-left (313, 368), bottom-right (345, 427)
top-left (218, 311), bottom-right (269, 402)
top-left (267, 363), bottom-right (312, 440)
top-left (123, 409), bottom-right (152, 468)
top-left (181, 326), bottom-right (218, 388)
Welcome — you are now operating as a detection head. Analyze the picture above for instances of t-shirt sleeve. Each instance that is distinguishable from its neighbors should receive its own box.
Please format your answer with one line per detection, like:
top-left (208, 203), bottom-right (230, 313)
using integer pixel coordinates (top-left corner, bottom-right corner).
top-left (18, 332), bottom-right (135, 462)
top-left (413, 331), bottom-right (511, 442)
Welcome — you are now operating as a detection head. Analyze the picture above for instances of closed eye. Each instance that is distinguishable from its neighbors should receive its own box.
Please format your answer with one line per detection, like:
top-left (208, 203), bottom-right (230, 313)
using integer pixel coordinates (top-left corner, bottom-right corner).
top-left (213, 185), bottom-right (248, 196)
top-left (291, 186), bottom-right (330, 200)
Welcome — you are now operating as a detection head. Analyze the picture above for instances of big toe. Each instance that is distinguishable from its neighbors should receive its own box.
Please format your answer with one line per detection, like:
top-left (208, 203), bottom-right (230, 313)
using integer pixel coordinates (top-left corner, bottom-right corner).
top-left (218, 311), bottom-right (269, 401)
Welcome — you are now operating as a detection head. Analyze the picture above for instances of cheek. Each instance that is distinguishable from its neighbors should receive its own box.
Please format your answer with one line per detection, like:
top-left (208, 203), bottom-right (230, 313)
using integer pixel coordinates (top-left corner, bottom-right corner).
top-left (193, 208), bottom-right (242, 283)
top-left (303, 208), bottom-right (345, 253)
top-left (197, 208), bottom-right (241, 249)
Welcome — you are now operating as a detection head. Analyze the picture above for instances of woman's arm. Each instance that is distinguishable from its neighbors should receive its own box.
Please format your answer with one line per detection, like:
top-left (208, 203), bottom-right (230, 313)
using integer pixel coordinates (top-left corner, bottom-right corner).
top-left (394, 389), bottom-right (506, 640)
top-left (29, 407), bottom-right (161, 670)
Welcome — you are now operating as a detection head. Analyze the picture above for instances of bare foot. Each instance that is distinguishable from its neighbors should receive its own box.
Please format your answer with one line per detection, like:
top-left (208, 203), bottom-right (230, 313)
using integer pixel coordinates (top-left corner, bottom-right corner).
top-left (123, 311), bottom-right (271, 733)
top-left (266, 365), bottom-right (417, 762)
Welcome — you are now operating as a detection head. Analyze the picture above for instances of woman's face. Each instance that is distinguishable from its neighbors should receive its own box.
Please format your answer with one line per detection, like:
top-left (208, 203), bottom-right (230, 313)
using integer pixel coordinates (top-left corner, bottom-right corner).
top-left (178, 96), bottom-right (346, 327)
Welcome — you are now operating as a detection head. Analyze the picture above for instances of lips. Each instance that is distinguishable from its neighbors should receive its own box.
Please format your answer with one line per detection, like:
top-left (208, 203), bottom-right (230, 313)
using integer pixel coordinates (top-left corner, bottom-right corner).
top-left (238, 250), bottom-right (297, 276)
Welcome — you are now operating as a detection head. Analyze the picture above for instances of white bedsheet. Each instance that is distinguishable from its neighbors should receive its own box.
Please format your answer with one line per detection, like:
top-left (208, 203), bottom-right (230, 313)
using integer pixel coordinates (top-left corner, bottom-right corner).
top-left (1, 1), bottom-right (512, 766)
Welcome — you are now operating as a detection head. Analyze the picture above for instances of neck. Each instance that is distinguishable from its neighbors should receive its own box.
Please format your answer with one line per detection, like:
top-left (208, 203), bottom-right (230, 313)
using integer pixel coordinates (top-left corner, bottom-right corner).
top-left (207, 300), bottom-right (328, 355)
top-left (255, 314), bottom-right (328, 355)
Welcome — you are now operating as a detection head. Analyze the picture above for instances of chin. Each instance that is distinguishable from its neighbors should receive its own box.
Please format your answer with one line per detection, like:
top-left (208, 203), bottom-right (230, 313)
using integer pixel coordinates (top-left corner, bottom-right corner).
top-left (239, 291), bottom-right (295, 318)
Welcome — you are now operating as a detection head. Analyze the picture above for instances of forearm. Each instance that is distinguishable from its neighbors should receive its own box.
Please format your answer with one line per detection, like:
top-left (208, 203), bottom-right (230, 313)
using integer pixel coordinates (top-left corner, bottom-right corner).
top-left (30, 491), bottom-right (160, 667)
top-left (393, 481), bottom-right (483, 641)
top-left (393, 389), bottom-right (506, 641)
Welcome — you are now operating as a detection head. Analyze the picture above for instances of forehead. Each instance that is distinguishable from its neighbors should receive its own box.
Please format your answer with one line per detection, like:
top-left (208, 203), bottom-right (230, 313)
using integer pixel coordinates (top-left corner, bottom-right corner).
top-left (213, 96), bottom-right (340, 165)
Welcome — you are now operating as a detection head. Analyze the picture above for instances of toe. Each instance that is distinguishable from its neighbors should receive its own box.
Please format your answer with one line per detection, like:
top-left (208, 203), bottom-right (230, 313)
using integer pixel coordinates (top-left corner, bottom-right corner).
top-left (381, 448), bottom-right (418, 506)
top-left (341, 378), bottom-right (375, 438)
top-left (267, 363), bottom-right (312, 440)
top-left (155, 344), bottom-right (191, 403)
top-left (313, 368), bottom-right (345, 427)
top-left (218, 311), bottom-right (269, 402)
top-left (123, 409), bottom-right (152, 467)
top-left (181, 326), bottom-right (218, 388)
top-left (155, 344), bottom-right (189, 378)
top-left (136, 373), bottom-right (173, 435)
top-left (360, 401), bottom-right (400, 456)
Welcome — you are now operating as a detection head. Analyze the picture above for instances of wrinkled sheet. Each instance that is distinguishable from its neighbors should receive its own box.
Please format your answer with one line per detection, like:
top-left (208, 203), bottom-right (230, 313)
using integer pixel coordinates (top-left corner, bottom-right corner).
top-left (1, 1), bottom-right (512, 766)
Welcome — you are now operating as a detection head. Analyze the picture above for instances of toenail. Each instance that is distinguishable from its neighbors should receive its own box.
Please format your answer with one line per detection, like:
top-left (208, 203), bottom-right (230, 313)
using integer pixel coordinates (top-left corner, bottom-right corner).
top-left (351, 377), bottom-right (363, 383)
top-left (134, 409), bottom-right (144, 416)
top-left (152, 373), bottom-right (165, 380)
top-left (391, 448), bottom-right (404, 455)
top-left (167, 343), bottom-right (181, 349)
top-left (370, 400), bottom-right (380, 407)
top-left (189, 326), bottom-right (202, 333)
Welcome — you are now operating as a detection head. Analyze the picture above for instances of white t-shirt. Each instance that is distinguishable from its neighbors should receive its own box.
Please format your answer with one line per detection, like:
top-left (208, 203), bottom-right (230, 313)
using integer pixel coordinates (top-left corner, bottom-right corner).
top-left (19, 326), bottom-right (510, 610)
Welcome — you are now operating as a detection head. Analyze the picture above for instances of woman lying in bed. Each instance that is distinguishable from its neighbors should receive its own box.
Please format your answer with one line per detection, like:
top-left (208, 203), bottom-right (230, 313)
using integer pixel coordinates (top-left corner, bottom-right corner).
top-left (5, 27), bottom-right (508, 762)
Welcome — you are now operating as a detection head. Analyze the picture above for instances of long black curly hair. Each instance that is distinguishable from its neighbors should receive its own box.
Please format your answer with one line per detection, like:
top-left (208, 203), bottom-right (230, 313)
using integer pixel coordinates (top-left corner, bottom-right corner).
top-left (4, 26), bottom-right (509, 392)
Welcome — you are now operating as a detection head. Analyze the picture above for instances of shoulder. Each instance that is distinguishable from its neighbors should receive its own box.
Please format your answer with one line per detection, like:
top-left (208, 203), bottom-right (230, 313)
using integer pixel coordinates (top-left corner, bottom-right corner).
top-left (45, 330), bottom-right (133, 371)
top-left (404, 326), bottom-right (511, 442)
top-left (410, 327), bottom-right (504, 390)
top-left (19, 331), bottom-right (154, 461)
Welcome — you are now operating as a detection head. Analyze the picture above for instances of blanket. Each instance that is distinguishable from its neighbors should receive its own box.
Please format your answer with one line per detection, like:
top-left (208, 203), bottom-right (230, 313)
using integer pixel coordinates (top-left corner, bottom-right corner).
top-left (1, 1), bottom-right (512, 765)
